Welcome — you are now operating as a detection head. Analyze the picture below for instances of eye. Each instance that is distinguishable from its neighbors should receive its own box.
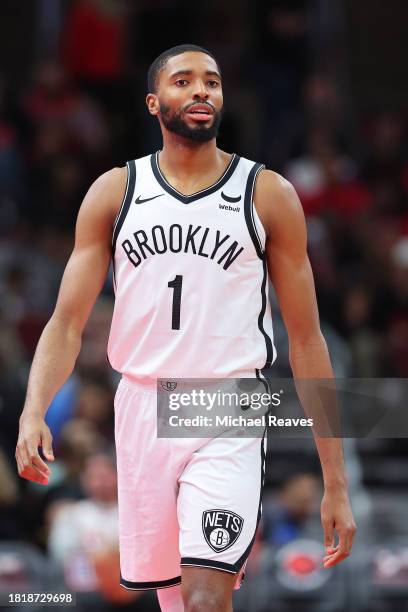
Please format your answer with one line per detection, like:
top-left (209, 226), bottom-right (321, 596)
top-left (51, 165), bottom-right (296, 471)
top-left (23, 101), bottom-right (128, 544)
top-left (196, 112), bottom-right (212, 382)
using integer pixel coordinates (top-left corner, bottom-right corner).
top-left (175, 79), bottom-right (189, 86)
top-left (208, 80), bottom-right (220, 88)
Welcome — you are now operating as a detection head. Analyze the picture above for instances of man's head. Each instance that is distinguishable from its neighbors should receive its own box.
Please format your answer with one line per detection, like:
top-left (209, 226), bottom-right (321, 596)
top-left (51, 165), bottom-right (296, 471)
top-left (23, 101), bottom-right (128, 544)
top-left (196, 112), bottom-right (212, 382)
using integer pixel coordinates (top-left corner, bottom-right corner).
top-left (146, 44), bottom-right (224, 144)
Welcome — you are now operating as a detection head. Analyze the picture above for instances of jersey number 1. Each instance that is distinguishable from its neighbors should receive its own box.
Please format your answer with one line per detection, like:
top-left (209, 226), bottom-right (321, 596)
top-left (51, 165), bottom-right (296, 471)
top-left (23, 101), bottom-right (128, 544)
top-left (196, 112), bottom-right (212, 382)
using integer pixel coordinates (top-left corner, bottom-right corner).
top-left (168, 275), bottom-right (183, 330)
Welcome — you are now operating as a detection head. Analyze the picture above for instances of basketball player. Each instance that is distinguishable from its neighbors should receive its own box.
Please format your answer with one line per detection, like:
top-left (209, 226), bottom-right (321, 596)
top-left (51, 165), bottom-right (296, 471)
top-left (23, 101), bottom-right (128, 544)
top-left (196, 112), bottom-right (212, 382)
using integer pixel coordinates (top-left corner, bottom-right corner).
top-left (16, 45), bottom-right (356, 611)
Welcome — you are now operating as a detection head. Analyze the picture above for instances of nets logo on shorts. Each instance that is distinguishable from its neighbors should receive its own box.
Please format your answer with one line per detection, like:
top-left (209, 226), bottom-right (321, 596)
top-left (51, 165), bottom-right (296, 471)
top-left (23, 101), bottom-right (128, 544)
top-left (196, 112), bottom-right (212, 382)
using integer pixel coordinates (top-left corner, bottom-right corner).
top-left (202, 509), bottom-right (244, 553)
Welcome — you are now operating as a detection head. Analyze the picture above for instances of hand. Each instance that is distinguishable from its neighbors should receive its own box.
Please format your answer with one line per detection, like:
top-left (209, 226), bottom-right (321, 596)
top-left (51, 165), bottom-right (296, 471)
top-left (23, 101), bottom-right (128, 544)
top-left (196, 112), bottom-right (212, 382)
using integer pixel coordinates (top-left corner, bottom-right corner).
top-left (321, 485), bottom-right (357, 568)
top-left (16, 414), bottom-right (54, 485)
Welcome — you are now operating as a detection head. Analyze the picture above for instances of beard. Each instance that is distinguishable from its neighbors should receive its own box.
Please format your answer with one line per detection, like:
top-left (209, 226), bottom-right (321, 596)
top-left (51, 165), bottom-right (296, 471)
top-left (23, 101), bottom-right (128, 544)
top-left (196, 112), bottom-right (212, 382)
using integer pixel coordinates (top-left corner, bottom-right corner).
top-left (159, 102), bottom-right (223, 143)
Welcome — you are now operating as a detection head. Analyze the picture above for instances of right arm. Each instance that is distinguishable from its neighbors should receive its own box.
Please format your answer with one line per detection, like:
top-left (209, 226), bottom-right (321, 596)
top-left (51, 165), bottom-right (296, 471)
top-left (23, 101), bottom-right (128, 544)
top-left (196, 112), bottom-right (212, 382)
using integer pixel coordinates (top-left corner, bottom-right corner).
top-left (16, 167), bottom-right (126, 484)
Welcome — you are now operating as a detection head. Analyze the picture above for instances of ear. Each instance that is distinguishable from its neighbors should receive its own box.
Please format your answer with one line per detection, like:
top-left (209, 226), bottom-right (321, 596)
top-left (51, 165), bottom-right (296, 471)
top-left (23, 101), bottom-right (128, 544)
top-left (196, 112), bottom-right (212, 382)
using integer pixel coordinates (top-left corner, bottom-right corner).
top-left (146, 93), bottom-right (159, 116)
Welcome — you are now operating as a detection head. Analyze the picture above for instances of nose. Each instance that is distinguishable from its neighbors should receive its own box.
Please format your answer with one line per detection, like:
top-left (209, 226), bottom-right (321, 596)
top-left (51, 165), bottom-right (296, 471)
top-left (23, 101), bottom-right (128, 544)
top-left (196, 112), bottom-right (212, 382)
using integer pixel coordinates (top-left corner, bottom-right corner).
top-left (192, 79), bottom-right (209, 100)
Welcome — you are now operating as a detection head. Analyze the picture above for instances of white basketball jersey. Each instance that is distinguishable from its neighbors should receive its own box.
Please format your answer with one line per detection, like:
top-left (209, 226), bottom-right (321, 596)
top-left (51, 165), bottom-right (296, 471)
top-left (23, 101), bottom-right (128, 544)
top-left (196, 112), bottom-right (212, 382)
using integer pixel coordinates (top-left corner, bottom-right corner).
top-left (107, 151), bottom-right (277, 381)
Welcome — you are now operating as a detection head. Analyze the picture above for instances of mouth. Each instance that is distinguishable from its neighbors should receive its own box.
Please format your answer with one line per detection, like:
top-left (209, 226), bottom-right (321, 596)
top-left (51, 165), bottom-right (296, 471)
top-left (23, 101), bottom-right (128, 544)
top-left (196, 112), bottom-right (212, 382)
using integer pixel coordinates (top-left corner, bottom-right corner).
top-left (185, 103), bottom-right (214, 122)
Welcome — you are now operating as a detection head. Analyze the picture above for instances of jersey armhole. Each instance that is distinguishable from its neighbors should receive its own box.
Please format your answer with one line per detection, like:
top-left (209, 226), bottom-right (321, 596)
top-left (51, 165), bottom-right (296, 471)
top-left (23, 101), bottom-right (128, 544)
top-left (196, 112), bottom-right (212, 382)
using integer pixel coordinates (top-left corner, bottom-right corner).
top-left (112, 159), bottom-right (136, 255)
top-left (244, 162), bottom-right (265, 259)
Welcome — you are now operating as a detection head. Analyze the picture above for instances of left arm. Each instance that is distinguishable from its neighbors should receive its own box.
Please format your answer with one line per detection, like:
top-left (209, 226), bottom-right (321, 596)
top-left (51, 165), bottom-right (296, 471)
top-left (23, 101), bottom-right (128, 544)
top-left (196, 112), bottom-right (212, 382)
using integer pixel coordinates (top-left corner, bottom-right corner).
top-left (254, 169), bottom-right (357, 568)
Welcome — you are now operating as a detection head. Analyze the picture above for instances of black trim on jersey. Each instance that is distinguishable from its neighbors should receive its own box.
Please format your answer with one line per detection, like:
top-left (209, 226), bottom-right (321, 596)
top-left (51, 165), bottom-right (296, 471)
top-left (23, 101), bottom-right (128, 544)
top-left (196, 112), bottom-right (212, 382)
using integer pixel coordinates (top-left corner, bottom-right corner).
top-left (255, 367), bottom-right (270, 395)
top-left (180, 558), bottom-right (238, 574)
top-left (234, 428), bottom-right (266, 571)
top-left (243, 162), bottom-right (265, 259)
top-left (120, 574), bottom-right (181, 591)
top-left (150, 151), bottom-right (240, 204)
top-left (112, 159), bottom-right (136, 256)
top-left (258, 257), bottom-right (274, 369)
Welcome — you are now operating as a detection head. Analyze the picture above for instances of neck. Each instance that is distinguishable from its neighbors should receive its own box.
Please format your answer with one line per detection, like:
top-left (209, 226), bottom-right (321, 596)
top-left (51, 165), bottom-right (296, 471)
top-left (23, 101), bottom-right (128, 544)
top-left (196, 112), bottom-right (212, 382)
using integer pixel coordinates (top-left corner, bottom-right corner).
top-left (159, 132), bottom-right (221, 182)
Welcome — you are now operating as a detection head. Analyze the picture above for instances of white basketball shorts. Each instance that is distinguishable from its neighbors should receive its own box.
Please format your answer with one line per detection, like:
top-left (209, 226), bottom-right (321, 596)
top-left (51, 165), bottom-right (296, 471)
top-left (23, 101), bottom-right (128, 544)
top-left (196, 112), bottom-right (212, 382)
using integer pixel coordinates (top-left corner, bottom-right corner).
top-left (114, 376), bottom-right (266, 591)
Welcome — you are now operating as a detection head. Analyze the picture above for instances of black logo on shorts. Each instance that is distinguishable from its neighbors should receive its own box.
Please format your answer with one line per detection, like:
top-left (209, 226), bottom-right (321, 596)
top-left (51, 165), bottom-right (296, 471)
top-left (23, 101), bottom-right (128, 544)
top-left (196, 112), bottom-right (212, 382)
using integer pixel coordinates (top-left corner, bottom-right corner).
top-left (161, 380), bottom-right (177, 392)
top-left (202, 510), bottom-right (244, 553)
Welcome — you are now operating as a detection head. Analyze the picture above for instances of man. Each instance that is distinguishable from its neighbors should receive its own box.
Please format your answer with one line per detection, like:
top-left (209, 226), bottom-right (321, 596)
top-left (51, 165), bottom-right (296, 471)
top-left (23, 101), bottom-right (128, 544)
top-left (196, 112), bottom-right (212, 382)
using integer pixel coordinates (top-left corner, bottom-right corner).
top-left (16, 44), bottom-right (356, 611)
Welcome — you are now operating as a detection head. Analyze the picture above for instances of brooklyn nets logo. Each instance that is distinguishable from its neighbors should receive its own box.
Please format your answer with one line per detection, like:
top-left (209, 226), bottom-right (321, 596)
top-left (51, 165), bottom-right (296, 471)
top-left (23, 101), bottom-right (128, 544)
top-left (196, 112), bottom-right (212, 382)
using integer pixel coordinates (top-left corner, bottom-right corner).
top-left (160, 380), bottom-right (177, 392)
top-left (202, 510), bottom-right (244, 553)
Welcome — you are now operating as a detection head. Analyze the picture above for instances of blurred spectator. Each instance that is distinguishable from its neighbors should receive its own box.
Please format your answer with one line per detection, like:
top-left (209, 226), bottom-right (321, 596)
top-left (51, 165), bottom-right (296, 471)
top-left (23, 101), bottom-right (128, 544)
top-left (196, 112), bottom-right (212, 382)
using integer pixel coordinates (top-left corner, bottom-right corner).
top-left (285, 129), bottom-right (370, 218)
top-left (62, 0), bottom-right (126, 84)
top-left (302, 73), bottom-right (344, 140)
top-left (30, 153), bottom-right (89, 228)
top-left (254, 1), bottom-right (311, 169)
top-left (22, 59), bottom-right (109, 162)
top-left (0, 77), bottom-right (26, 212)
top-left (261, 473), bottom-right (320, 546)
top-left (362, 112), bottom-right (406, 185)
top-left (78, 296), bottom-right (115, 372)
top-left (75, 374), bottom-right (115, 440)
top-left (16, 419), bottom-right (106, 550)
top-left (62, 0), bottom-right (129, 114)
top-left (47, 450), bottom-right (138, 606)
top-left (0, 449), bottom-right (22, 540)
top-left (45, 377), bottom-right (79, 446)
top-left (383, 237), bottom-right (408, 376)
top-left (47, 418), bottom-right (106, 500)
top-left (341, 283), bottom-right (381, 376)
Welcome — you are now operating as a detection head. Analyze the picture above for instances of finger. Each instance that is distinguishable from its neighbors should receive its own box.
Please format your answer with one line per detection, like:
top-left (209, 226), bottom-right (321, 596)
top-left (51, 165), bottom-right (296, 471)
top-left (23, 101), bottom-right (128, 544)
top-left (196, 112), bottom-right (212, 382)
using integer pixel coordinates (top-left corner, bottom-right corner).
top-left (32, 456), bottom-right (51, 479)
top-left (324, 544), bottom-right (339, 555)
top-left (22, 460), bottom-right (49, 481)
top-left (346, 524), bottom-right (357, 553)
top-left (41, 429), bottom-right (54, 462)
top-left (322, 546), bottom-right (339, 562)
top-left (16, 440), bottom-right (29, 469)
top-left (16, 441), bottom-right (42, 480)
top-left (16, 455), bottom-right (24, 476)
top-left (323, 530), bottom-right (350, 567)
top-left (322, 519), bottom-right (335, 551)
top-left (27, 464), bottom-right (49, 483)
top-left (25, 440), bottom-right (50, 476)
top-left (20, 465), bottom-right (49, 485)
top-left (323, 549), bottom-right (349, 567)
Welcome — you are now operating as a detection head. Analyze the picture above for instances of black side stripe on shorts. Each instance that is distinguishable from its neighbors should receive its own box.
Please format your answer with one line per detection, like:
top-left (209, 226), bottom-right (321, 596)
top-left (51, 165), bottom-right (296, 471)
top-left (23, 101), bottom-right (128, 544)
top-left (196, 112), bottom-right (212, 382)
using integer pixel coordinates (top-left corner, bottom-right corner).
top-left (244, 162), bottom-right (265, 260)
top-left (234, 427), bottom-right (266, 571)
top-left (112, 159), bottom-right (136, 257)
top-left (120, 574), bottom-right (181, 591)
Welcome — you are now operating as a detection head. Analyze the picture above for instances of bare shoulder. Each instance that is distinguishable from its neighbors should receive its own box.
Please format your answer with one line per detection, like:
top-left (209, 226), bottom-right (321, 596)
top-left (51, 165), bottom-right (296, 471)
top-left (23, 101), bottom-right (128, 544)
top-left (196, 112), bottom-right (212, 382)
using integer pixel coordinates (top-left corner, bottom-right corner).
top-left (253, 168), bottom-right (305, 238)
top-left (86, 166), bottom-right (127, 211)
top-left (91, 166), bottom-right (127, 194)
top-left (79, 166), bottom-right (128, 227)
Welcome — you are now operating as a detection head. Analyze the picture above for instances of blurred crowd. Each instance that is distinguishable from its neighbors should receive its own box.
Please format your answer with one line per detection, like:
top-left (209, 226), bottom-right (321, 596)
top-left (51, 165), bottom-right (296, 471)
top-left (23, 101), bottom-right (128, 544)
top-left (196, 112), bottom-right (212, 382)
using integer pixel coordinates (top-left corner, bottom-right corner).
top-left (0, 0), bottom-right (407, 610)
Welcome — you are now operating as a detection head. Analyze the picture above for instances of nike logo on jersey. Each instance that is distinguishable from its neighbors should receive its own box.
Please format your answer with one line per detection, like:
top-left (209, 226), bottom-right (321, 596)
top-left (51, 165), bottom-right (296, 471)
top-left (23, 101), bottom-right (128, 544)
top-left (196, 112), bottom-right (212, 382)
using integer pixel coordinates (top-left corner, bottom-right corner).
top-left (135, 194), bottom-right (164, 204)
top-left (221, 191), bottom-right (242, 203)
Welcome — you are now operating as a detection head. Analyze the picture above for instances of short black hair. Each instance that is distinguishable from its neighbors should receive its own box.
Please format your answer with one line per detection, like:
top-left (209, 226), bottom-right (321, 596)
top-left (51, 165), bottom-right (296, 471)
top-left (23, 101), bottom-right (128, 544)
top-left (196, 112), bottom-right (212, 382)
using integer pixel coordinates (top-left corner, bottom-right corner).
top-left (147, 44), bottom-right (220, 94)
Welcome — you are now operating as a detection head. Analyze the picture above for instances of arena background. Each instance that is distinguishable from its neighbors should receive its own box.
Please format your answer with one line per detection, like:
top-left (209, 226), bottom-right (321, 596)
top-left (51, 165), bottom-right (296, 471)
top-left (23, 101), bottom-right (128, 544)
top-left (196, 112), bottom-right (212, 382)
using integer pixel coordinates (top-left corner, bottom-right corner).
top-left (0, 1), bottom-right (407, 610)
